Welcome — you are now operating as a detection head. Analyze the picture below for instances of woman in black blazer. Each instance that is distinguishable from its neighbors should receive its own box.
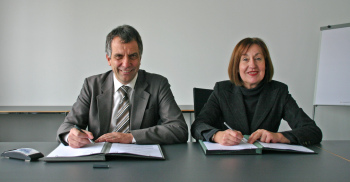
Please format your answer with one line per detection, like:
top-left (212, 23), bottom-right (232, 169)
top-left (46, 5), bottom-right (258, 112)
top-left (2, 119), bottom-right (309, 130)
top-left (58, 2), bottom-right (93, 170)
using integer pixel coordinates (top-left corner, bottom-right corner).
top-left (191, 38), bottom-right (322, 146)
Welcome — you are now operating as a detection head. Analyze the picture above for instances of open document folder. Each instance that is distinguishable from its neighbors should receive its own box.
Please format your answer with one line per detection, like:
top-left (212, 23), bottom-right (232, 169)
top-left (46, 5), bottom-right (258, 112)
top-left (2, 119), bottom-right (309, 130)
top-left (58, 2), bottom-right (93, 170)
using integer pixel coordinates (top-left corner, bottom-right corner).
top-left (199, 136), bottom-right (315, 155)
top-left (43, 142), bottom-right (164, 162)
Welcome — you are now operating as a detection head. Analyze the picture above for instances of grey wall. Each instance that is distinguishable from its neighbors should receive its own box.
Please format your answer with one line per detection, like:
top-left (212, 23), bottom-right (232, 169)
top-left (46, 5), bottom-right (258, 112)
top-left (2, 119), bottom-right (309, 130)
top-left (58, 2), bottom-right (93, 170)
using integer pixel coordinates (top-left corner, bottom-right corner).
top-left (1, 0), bottom-right (350, 140)
top-left (0, 113), bottom-right (194, 142)
top-left (0, 114), bottom-right (65, 142)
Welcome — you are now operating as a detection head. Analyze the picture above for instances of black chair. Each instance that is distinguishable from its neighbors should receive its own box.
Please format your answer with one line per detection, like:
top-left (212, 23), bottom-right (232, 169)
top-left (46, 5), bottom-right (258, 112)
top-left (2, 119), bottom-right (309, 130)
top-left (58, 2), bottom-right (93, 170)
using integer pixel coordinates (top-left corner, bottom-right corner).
top-left (193, 88), bottom-right (213, 118)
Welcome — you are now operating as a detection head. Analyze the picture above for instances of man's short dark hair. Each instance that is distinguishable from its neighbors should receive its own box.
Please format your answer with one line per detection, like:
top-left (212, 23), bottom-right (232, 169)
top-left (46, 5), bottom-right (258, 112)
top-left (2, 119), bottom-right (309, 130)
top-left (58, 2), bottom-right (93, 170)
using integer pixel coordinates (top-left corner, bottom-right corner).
top-left (105, 25), bottom-right (143, 58)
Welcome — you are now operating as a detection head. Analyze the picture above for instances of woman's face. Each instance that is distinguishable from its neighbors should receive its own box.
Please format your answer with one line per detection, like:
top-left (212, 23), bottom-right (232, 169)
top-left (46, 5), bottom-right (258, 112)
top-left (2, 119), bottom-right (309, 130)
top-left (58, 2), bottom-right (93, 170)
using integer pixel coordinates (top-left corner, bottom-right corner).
top-left (239, 44), bottom-right (265, 89)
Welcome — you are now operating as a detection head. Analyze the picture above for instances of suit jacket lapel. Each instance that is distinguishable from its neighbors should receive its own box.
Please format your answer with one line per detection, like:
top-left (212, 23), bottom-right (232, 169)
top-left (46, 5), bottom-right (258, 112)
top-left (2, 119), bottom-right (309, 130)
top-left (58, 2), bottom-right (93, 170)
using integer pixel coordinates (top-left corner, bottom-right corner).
top-left (251, 84), bottom-right (279, 131)
top-left (131, 71), bottom-right (149, 130)
top-left (225, 86), bottom-right (250, 134)
top-left (96, 72), bottom-right (114, 135)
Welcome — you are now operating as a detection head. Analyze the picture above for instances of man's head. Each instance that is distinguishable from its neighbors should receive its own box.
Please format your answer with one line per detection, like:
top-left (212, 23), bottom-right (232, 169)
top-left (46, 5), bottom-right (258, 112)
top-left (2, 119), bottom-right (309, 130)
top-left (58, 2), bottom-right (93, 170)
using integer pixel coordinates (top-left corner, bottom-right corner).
top-left (105, 25), bottom-right (143, 85)
top-left (105, 25), bottom-right (143, 58)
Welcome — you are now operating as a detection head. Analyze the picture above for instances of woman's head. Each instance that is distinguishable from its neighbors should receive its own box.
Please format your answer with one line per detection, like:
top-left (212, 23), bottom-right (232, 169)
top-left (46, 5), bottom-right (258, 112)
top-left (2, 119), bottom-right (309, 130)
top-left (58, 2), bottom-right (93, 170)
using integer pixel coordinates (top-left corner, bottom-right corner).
top-left (228, 37), bottom-right (274, 89)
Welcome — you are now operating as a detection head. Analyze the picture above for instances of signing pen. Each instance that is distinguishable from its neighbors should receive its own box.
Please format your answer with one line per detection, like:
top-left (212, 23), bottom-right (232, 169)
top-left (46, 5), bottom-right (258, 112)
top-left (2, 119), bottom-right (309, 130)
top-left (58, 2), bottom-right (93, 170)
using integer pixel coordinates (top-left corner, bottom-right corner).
top-left (223, 122), bottom-right (248, 143)
top-left (74, 125), bottom-right (95, 144)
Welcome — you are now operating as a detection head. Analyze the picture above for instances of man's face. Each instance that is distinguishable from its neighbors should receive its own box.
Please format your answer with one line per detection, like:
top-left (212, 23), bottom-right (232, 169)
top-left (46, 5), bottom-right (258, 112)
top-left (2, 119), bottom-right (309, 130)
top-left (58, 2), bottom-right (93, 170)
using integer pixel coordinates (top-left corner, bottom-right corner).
top-left (106, 36), bottom-right (141, 85)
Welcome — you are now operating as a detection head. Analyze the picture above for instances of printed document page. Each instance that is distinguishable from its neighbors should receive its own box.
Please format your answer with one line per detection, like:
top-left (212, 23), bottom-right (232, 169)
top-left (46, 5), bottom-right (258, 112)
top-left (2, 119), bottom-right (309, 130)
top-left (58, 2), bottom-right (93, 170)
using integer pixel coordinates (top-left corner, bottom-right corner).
top-left (204, 141), bottom-right (258, 150)
top-left (258, 142), bottom-right (314, 153)
top-left (47, 143), bottom-right (105, 157)
top-left (109, 143), bottom-right (163, 158)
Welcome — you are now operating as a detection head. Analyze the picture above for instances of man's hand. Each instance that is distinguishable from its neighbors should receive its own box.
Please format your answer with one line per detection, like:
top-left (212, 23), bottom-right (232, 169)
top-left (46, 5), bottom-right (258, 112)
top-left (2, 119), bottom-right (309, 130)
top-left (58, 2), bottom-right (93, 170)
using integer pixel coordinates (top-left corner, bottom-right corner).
top-left (95, 132), bottom-right (133, 144)
top-left (248, 129), bottom-right (290, 144)
top-left (67, 128), bottom-right (94, 148)
top-left (213, 129), bottom-right (244, 146)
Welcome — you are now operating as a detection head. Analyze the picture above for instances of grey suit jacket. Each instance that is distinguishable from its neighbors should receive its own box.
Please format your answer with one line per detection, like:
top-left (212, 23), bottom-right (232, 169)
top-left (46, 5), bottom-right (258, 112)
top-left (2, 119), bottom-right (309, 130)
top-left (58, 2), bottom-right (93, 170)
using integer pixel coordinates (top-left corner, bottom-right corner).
top-left (57, 69), bottom-right (188, 145)
top-left (191, 80), bottom-right (322, 146)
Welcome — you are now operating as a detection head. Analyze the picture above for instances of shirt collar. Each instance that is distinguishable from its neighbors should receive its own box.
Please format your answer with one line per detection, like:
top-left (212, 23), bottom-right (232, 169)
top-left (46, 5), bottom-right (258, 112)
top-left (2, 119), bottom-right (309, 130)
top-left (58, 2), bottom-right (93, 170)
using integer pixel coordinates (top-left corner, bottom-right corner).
top-left (113, 73), bottom-right (138, 93)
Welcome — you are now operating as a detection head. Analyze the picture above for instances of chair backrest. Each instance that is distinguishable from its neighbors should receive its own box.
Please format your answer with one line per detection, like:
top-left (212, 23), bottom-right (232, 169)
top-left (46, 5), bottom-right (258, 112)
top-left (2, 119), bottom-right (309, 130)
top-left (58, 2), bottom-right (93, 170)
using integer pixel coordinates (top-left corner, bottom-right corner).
top-left (193, 87), bottom-right (213, 118)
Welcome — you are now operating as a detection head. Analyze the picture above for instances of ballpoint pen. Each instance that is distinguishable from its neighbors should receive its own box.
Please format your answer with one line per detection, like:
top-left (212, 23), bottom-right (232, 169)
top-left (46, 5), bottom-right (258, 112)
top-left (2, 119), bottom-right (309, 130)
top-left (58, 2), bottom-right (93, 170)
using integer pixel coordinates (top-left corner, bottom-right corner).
top-left (223, 122), bottom-right (248, 143)
top-left (74, 125), bottom-right (95, 144)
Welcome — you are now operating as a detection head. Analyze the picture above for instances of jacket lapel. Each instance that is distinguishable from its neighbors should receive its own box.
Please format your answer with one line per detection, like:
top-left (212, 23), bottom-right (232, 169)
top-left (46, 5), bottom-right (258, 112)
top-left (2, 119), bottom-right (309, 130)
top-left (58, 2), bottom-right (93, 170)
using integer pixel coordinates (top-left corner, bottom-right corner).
top-left (96, 72), bottom-right (114, 135)
top-left (130, 71), bottom-right (149, 130)
top-left (250, 84), bottom-right (279, 131)
top-left (225, 86), bottom-right (250, 134)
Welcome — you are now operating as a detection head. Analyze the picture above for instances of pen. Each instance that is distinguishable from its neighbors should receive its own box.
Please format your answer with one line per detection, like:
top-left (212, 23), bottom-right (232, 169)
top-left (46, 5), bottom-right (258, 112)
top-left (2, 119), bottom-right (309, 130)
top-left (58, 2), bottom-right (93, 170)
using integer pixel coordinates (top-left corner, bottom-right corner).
top-left (74, 125), bottom-right (95, 144)
top-left (223, 122), bottom-right (248, 143)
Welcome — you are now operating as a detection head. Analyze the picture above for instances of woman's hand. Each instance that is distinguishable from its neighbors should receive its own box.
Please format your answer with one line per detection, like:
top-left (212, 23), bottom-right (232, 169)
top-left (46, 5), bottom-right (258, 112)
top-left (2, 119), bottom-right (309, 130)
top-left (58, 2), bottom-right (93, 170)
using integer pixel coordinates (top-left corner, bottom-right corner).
top-left (213, 129), bottom-right (244, 146)
top-left (248, 129), bottom-right (290, 144)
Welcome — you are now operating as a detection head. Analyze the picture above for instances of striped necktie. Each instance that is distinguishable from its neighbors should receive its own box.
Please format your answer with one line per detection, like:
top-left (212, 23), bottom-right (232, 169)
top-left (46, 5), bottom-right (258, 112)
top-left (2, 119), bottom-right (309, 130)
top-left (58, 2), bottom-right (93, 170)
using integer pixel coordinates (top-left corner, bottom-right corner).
top-left (113, 85), bottom-right (130, 133)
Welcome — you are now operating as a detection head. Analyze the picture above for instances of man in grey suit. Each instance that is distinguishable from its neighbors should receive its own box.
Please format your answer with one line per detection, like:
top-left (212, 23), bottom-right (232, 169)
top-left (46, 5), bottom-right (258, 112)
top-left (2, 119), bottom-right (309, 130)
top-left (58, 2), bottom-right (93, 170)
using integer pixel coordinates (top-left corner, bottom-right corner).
top-left (57, 25), bottom-right (188, 148)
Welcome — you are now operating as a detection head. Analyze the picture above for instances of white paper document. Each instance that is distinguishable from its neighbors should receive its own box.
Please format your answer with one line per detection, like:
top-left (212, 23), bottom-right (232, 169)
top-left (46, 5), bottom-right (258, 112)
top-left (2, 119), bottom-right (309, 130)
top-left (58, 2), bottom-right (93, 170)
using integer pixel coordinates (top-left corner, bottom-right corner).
top-left (258, 142), bottom-right (315, 153)
top-left (202, 140), bottom-right (314, 154)
top-left (47, 143), bottom-right (105, 157)
top-left (109, 143), bottom-right (163, 158)
top-left (203, 141), bottom-right (258, 151)
top-left (47, 142), bottom-right (163, 158)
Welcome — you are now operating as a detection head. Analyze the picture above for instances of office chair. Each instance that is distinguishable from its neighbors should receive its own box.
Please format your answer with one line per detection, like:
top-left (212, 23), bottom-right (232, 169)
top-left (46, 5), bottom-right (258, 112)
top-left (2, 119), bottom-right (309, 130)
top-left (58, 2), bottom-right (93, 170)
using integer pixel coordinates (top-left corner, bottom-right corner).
top-left (193, 87), bottom-right (213, 118)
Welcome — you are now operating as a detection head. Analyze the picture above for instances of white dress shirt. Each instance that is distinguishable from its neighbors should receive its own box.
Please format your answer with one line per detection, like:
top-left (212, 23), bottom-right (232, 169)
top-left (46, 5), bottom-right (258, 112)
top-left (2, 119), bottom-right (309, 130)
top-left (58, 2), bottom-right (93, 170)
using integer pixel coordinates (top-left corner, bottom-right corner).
top-left (109, 73), bottom-right (138, 143)
top-left (65, 73), bottom-right (138, 144)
